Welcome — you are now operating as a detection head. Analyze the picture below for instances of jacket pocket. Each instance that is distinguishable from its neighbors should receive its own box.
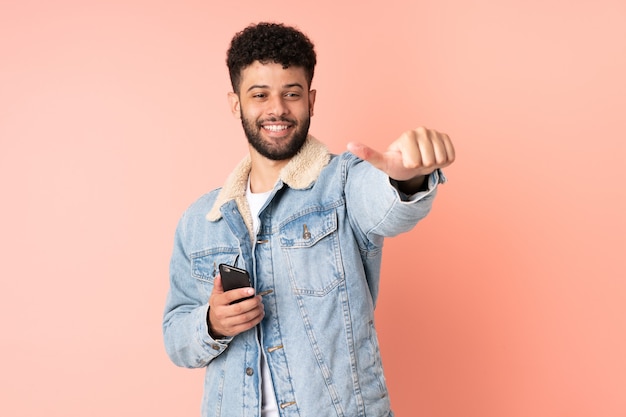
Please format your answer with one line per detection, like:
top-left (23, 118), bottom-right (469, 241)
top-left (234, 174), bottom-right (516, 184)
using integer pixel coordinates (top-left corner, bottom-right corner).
top-left (191, 248), bottom-right (240, 298)
top-left (279, 207), bottom-right (344, 296)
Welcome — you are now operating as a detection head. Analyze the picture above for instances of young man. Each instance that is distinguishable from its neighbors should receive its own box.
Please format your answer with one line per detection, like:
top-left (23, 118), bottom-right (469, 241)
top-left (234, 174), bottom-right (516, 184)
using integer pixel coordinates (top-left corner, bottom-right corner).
top-left (163, 22), bottom-right (455, 417)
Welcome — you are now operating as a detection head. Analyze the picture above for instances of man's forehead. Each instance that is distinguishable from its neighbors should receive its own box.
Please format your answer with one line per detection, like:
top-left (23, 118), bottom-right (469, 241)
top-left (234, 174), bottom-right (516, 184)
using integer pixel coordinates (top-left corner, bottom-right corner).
top-left (240, 61), bottom-right (308, 86)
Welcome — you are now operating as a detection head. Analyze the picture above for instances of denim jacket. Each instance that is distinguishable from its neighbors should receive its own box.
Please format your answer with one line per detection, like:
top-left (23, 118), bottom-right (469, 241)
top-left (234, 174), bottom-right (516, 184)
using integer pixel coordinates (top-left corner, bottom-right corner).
top-left (163, 136), bottom-right (444, 417)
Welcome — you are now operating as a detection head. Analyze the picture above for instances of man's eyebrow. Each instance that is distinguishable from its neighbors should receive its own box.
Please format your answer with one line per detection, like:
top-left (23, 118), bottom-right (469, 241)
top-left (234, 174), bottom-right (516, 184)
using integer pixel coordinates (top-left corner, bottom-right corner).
top-left (246, 84), bottom-right (269, 92)
top-left (246, 83), bottom-right (305, 93)
top-left (284, 83), bottom-right (304, 89)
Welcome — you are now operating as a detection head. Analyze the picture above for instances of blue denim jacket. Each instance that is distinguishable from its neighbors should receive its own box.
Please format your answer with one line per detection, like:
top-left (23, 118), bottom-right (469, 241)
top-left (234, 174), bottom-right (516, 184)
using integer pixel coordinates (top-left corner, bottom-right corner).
top-left (163, 137), bottom-right (443, 417)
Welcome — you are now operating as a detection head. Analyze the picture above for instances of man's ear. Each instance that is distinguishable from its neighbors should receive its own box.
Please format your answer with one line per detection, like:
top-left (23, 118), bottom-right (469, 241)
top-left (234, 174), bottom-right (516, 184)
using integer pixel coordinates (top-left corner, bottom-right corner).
top-left (308, 89), bottom-right (316, 117)
top-left (227, 92), bottom-right (241, 118)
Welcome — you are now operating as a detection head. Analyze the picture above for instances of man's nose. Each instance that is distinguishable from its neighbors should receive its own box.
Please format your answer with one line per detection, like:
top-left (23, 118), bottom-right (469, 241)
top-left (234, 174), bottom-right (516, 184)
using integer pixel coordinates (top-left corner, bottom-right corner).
top-left (266, 95), bottom-right (288, 116)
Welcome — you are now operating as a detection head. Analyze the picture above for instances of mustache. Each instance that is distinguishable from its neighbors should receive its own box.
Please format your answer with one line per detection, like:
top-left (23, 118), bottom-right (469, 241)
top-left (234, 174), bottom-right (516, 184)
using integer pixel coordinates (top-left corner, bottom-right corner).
top-left (258, 116), bottom-right (297, 125)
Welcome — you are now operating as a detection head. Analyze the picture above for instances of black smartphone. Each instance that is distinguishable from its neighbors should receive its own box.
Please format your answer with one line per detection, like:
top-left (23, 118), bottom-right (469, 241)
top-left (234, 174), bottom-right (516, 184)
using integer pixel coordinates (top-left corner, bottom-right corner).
top-left (218, 263), bottom-right (253, 304)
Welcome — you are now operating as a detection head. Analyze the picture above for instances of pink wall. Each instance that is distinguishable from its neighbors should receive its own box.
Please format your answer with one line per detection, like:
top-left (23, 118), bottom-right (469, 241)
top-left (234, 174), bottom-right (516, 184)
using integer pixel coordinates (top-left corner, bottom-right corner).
top-left (1, 1), bottom-right (624, 416)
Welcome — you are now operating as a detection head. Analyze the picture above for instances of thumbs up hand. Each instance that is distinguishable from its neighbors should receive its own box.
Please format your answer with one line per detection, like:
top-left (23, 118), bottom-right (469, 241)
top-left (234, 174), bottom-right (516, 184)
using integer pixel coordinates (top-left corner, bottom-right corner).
top-left (347, 127), bottom-right (455, 193)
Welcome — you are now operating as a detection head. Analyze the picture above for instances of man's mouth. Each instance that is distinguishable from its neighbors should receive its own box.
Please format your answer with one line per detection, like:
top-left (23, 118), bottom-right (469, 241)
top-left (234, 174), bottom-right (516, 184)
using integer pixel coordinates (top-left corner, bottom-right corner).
top-left (262, 124), bottom-right (291, 132)
top-left (260, 118), bottom-right (296, 137)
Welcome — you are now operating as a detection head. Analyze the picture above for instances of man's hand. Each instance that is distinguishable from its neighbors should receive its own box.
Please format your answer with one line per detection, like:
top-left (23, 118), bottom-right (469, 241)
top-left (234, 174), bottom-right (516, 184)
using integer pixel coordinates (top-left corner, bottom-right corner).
top-left (347, 127), bottom-right (455, 192)
top-left (207, 275), bottom-right (265, 339)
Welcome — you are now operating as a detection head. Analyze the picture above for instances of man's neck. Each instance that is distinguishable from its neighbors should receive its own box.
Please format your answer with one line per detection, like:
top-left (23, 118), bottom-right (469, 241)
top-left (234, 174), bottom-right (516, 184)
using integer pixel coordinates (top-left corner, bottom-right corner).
top-left (248, 149), bottom-right (290, 193)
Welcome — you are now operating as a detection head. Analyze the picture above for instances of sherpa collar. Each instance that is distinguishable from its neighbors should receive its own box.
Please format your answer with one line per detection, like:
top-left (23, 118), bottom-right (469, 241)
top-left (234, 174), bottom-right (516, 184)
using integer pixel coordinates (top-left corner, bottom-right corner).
top-left (206, 136), bottom-right (331, 230)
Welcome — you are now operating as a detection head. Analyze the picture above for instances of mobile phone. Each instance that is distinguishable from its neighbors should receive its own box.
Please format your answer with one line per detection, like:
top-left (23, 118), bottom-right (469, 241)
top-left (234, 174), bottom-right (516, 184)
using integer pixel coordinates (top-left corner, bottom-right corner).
top-left (218, 263), bottom-right (253, 304)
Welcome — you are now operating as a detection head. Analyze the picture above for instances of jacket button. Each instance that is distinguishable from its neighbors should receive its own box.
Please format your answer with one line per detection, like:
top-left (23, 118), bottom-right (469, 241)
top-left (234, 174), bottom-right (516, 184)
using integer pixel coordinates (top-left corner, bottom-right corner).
top-left (211, 344), bottom-right (220, 351)
top-left (245, 367), bottom-right (254, 376)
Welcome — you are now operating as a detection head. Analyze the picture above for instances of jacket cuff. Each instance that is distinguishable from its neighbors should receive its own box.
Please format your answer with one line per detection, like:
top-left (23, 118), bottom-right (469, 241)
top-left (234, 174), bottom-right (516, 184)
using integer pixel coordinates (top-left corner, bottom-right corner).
top-left (391, 169), bottom-right (446, 202)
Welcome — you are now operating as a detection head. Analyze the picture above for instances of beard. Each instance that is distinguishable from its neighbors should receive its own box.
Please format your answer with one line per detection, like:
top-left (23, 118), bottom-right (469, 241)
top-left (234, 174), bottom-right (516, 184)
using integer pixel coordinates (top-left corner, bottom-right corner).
top-left (241, 112), bottom-right (310, 161)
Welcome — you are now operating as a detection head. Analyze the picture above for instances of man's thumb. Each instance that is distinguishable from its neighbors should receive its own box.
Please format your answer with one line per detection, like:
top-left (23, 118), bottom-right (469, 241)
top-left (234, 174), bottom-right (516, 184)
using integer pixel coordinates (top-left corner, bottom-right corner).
top-left (347, 142), bottom-right (384, 168)
top-left (213, 275), bottom-right (225, 294)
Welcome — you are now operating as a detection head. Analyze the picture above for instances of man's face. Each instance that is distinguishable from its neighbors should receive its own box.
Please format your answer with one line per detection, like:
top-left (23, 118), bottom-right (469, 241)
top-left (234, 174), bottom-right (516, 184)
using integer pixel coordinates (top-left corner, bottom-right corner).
top-left (229, 61), bottom-right (316, 161)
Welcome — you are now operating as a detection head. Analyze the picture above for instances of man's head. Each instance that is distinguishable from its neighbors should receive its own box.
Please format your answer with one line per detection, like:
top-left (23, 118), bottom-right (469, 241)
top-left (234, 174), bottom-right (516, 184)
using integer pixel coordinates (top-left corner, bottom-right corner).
top-left (226, 23), bottom-right (317, 161)
top-left (226, 22), bottom-right (317, 94)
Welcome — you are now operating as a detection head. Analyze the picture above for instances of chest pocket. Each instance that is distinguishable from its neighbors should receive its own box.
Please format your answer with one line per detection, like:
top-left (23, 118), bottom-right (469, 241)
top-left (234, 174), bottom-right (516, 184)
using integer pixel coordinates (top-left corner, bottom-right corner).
top-left (191, 248), bottom-right (239, 299)
top-left (279, 207), bottom-right (344, 296)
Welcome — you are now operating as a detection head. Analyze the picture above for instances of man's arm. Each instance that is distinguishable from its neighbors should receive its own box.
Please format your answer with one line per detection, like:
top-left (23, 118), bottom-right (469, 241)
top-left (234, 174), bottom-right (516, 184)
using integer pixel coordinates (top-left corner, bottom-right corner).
top-left (162, 217), bottom-right (232, 368)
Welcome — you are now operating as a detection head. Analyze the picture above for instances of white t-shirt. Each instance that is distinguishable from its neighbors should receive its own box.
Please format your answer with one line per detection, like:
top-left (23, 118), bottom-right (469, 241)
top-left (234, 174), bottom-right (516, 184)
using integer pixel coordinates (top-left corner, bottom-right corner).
top-left (246, 180), bottom-right (279, 417)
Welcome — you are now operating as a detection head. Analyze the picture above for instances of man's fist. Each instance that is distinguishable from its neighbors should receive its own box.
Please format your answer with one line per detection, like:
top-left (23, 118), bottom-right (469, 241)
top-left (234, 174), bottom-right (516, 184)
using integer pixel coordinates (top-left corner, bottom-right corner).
top-left (347, 127), bottom-right (455, 183)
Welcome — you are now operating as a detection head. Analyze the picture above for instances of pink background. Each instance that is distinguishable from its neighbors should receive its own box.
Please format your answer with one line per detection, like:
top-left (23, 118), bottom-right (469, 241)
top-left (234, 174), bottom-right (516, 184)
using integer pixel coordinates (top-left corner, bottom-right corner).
top-left (1, 1), bottom-right (625, 416)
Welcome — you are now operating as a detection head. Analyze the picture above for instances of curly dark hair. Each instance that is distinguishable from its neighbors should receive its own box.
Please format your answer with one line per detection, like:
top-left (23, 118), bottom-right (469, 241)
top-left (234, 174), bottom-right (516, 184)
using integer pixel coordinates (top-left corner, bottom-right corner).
top-left (226, 22), bottom-right (317, 94)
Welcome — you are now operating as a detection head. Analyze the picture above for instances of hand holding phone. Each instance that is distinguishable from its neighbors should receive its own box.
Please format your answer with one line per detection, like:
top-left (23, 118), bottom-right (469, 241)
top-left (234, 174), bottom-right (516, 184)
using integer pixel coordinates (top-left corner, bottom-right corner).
top-left (208, 263), bottom-right (264, 338)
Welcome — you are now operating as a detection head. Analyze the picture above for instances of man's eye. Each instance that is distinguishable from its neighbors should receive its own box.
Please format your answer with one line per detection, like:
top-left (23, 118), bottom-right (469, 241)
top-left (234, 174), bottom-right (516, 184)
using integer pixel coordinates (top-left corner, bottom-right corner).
top-left (253, 93), bottom-right (266, 99)
top-left (285, 92), bottom-right (300, 98)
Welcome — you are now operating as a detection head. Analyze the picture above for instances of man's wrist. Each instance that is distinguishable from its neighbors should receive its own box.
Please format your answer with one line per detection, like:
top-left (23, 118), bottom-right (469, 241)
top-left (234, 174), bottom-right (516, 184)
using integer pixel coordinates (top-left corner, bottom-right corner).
top-left (206, 307), bottom-right (226, 339)
top-left (391, 174), bottom-right (429, 195)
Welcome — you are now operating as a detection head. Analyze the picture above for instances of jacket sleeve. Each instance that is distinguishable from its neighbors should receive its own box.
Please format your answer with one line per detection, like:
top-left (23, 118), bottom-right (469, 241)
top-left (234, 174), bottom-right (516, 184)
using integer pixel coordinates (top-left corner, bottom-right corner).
top-left (162, 212), bottom-right (232, 368)
top-left (344, 152), bottom-right (445, 245)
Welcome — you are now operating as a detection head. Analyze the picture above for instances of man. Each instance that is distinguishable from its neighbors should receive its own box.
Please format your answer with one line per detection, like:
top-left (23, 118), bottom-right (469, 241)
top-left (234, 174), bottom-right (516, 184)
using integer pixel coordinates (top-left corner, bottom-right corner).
top-left (163, 22), bottom-right (455, 417)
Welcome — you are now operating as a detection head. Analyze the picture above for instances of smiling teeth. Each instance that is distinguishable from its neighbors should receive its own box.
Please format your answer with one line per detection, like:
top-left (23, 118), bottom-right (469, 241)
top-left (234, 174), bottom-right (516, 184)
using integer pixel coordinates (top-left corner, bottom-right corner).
top-left (264, 125), bottom-right (289, 132)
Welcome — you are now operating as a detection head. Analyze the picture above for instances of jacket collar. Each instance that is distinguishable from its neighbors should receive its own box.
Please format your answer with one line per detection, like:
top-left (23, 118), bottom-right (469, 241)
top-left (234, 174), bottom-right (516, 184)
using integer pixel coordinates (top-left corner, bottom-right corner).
top-left (206, 135), bottom-right (331, 224)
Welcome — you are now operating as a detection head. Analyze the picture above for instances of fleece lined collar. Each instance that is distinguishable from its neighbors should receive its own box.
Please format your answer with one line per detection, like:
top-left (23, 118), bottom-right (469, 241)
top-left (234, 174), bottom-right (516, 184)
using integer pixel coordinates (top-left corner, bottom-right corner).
top-left (206, 136), bottom-right (331, 230)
